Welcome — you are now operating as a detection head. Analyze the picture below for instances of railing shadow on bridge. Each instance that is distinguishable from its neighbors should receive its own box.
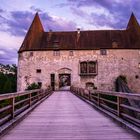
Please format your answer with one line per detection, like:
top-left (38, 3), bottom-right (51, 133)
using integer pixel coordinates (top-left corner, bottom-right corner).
top-left (0, 87), bottom-right (52, 135)
top-left (70, 86), bottom-right (140, 135)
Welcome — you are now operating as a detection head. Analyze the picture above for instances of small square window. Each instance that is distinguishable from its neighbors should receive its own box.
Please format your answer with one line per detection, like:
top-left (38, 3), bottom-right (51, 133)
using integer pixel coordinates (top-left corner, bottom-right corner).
top-left (36, 69), bottom-right (41, 73)
top-left (100, 49), bottom-right (107, 55)
top-left (53, 50), bottom-right (60, 56)
top-left (30, 52), bottom-right (33, 57)
top-left (53, 40), bottom-right (60, 48)
top-left (69, 50), bottom-right (74, 56)
top-left (112, 41), bottom-right (118, 48)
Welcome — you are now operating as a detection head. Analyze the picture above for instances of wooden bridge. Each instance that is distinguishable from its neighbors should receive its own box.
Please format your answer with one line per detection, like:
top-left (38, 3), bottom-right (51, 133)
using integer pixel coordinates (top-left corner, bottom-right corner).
top-left (0, 87), bottom-right (140, 140)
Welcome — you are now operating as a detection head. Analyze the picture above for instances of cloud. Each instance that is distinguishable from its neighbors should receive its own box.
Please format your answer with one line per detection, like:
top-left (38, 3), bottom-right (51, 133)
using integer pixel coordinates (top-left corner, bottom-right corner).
top-left (0, 48), bottom-right (17, 64)
top-left (0, 10), bottom-right (77, 36)
top-left (0, 9), bottom-right (5, 13)
top-left (0, 31), bottom-right (23, 50)
top-left (68, 0), bottom-right (109, 8)
top-left (40, 13), bottom-right (77, 31)
top-left (66, 0), bottom-right (140, 29)
top-left (0, 50), bottom-right (6, 55)
top-left (0, 30), bottom-right (23, 64)
top-left (7, 11), bottom-right (34, 36)
top-left (70, 7), bottom-right (87, 18)
top-left (30, 6), bottom-right (42, 12)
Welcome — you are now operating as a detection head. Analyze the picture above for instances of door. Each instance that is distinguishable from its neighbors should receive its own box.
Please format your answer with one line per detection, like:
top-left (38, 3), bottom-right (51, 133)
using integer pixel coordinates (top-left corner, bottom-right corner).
top-left (59, 74), bottom-right (71, 88)
top-left (50, 74), bottom-right (55, 91)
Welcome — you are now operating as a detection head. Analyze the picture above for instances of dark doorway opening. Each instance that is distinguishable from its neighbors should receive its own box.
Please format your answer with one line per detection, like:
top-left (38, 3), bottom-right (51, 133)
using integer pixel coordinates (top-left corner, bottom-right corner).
top-left (59, 74), bottom-right (71, 88)
top-left (50, 74), bottom-right (55, 91)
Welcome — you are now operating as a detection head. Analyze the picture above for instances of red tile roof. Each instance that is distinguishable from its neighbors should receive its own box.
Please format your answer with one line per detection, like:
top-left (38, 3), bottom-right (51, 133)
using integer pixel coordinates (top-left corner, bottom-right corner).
top-left (18, 13), bottom-right (140, 53)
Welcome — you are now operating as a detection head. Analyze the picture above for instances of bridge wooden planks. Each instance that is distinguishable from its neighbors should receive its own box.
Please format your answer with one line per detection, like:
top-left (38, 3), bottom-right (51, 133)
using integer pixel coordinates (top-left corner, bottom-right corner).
top-left (1, 91), bottom-right (139, 140)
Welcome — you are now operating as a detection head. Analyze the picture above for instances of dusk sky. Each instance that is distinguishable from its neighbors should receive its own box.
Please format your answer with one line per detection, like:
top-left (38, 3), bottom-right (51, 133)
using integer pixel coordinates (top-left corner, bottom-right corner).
top-left (0, 0), bottom-right (140, 64)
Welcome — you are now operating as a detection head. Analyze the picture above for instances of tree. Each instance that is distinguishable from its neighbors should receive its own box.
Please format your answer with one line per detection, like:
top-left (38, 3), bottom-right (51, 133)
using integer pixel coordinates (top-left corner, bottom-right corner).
top-left (0, 63), bottom-right (17, 94)
top-left (26, 82), bottom-right (40, 90)
top-left (3, 78), bottom-right (12, 93)
top-left (0, 72), bottom-right (7, 93)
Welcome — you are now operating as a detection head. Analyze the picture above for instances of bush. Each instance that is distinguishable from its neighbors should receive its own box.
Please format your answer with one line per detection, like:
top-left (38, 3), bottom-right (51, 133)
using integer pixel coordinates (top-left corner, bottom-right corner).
top-left (115, 75), bottom-right (128, 92)
top-left (119, 75), bottom-right (127, 84)
top-left (26, 82), bottom-right (40, 90)
top-left (3, 78), bottom-right (12, 93)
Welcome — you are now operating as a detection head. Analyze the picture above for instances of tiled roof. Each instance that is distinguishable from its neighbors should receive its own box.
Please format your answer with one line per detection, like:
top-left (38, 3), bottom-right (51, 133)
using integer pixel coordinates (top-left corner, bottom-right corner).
top-left (18, 13), bottom-right (140, 53)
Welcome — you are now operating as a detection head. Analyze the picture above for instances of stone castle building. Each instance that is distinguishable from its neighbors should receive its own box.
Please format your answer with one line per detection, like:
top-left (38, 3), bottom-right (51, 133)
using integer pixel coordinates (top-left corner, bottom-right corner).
top-left (17, 13), bottom-right (140, 92)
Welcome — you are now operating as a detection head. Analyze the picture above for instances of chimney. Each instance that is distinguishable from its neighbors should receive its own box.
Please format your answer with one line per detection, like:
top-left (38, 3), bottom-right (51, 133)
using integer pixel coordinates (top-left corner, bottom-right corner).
top-left (77, 28), bottom-right (80, 34)
top-left (49, 29), bottom-right (52, 36)
top-left (77, 28), bottom-right (80, 42)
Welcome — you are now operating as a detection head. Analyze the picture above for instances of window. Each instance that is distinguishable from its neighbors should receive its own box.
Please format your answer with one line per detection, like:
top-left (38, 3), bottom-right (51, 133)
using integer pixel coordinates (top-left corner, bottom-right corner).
top-left (36, 69), bottom-right (41, 73)
top-left (53, 40), bottom-right (60, 48)
top-left (80, 62), bottom-right (87, 73)
top-left (69, 50), bottom-right (74, 56)
top-left (80, 61), bottom-right (97, 76)
top-left (30, 52), bottom-right (33, 57)
top-left (53, 50), bottom-right (60, 56)
top-left (112, 41), bottom-right (118, 48)
top-left (100, 49), bottom-right (107, 55)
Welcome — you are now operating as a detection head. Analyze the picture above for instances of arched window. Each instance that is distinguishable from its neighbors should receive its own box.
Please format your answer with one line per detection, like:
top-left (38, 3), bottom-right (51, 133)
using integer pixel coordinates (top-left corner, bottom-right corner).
top-left (79, 61), bottom-right (97, 76)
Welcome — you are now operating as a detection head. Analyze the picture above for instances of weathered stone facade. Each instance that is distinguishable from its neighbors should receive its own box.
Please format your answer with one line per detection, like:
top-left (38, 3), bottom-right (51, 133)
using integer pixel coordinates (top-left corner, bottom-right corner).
top-left (17, 49), bottom-right (140, 92)
top-left (17, 13), bottom-right (140, 93)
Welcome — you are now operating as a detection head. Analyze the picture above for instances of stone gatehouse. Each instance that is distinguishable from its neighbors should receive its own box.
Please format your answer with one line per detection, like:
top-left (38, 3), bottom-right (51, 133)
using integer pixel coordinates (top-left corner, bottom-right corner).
top-left (17, 13), bottom-right (140, 93)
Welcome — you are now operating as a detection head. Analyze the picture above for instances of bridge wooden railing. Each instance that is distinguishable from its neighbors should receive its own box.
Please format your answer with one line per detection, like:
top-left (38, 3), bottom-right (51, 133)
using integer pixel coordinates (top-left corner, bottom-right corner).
top-left (0, 88), bottom-right (52, 129)
top-left (70, 86), bottom-right (140, 128)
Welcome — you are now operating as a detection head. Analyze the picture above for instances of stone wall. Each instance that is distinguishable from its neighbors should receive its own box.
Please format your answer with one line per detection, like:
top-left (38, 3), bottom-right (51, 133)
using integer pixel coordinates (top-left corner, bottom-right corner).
top-left (17, 49), bottom-right (140, 93)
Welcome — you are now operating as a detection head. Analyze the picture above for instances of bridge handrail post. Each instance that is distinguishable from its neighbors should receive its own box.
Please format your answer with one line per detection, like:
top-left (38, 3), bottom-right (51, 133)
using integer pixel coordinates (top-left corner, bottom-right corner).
top-left (37, 91), bottom-right (39, 101)
top-left (88, 90), bottom-right (91, 101)
top-left (29, 93), bottom-right (31, 107)
top-left (11, 97), bottom-right (15, 119)
top-left (117, 96), bottom-right (122, 117)
top-left (97, 92), bottom-right (100, 107)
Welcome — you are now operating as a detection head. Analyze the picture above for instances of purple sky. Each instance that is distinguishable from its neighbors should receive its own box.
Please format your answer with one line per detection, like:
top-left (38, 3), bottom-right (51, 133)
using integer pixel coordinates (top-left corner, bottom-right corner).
top-left (0, 0), bottom-right (140, 64)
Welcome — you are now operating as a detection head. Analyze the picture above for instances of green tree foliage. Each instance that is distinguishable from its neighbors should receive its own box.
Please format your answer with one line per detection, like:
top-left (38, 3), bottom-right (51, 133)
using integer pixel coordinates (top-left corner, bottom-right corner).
top-left (26, 82), bottom-right (40, 90)
top-left (0, 64), bottom-right (17, 94)
top-left (0, 72), bottom-right (7, 93)
top-left (3, 78), bottom-right (12, 93)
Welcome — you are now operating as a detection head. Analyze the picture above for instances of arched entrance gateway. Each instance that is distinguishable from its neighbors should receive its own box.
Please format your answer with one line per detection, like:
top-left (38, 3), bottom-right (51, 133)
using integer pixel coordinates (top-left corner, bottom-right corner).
top-left (58, 68), bottom-right (72, 90)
